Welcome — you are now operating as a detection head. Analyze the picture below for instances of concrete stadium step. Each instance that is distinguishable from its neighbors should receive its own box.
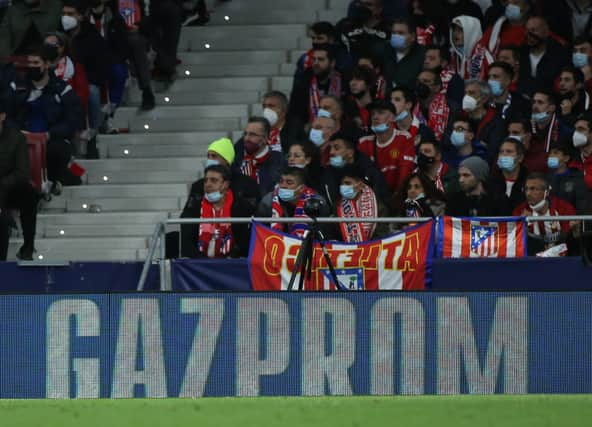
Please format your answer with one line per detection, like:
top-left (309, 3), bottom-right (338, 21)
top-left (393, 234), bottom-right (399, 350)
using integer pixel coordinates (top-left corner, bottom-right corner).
top-left (164, 77), bottom-right (269, 92)
top-left (125, 90), bottom-right (262, 107)
top-left (180, 24), bottom-right (307, 40)
top-left (183, 36), bottom-right (300, 52)
top-left (209, 9), bottom-right (317, 25)
top-left (86, 170), bottom-right (200, 185)
top-left (106, 144), bottom-right (207, 159)
top-left (100, 131), bottom-right (226, 146)
top-left (215, 0), bottom-right (330, 11)
top-left (62, 184), bottom-right (189, 199)
top-left (178, 50), bottom-right (287, 65)
top-left (113, 104), bottom-right (249, 125)
top-left (279, 63), bottom-right (297, 76)
top-left (37, 211), bottom-right (170, 226)
top-left (177, 64), bottom-right (282, 78)
top-left (64, 197), bottom-right (182, 213)
top-left (126, 117), bottom-right (242, 133)
top-left (42, 224), bottom-right (156, 238)
top-left (288, 49), bottom-right (307, 63)
top-left (270, 76), bottom-right (294, 94)
top-left (7, 241), bottom-right (147, 262)
top-left (78, 157), bottom-right (204, 172)
top-left (316, 9), bottom-right (348, 23)
top-left (12, 236), bottom-right (148, 251)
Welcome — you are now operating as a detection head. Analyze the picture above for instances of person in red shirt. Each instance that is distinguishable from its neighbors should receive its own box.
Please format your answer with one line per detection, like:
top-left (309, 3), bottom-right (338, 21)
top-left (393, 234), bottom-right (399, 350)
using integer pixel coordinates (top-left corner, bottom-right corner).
top-left (513, 172), bottom-right (577, 255)
top-left (572, 113), bottom-right (592, 192)
top-left (357, 100), bottom-right (415, 193)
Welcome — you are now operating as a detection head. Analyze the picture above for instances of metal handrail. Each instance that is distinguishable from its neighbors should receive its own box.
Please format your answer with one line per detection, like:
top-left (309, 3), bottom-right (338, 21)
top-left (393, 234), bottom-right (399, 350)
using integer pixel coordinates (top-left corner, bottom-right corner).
top-left (136, 215), bottom-right (592, 291)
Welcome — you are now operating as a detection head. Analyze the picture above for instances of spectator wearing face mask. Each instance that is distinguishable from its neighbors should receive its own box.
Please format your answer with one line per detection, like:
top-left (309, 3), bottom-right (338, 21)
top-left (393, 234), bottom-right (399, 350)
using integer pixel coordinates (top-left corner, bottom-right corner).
top-left (572, 36), bottom-right (592, 91)
top-left (444, 116), bottom-right (488, 169)
top-left (175, 165), bottom-right (255, 259)
top-left (233, 117), bottom-right (283, 196)
top-left (471, 0), bottom-right (533, 81)
top-left (391, 85), bottom-right (435, 146)
top-left (382, 16), bottom-right (425, 90)
top-left (61, 0), bottom-right (111, 139)
top-left (496, 44), bottom-right (521, 92)
top-left (423, 44), bottom-right (465, 107)
top-left (456, 79), bottom-right (506, 160)
top-left (335, 165), bottom-right (389, 243)
top-left (288, 44), bottom-right (344, 125)
top-left (449, 15), bottom-right (482, 79)
top-left (556, 66), bottom-right (590, 128)
top-left (319, 133), bottom-right (390, 210)
top-left (446, 156), bottom-right (511, 216)
top-left (257, 167), bottom-right (331, 239)
top-left (43, 32), bottom-right (90, 116)
top-left (416, 139), bottom-right (459, 194)
top-left (513, 172), bottom-right (577, 256)
top-left (488, 137), bottom-right (528, 212)
top-left (260, 90), bottom-right (305, 154)
top-left (518, 15), bottom-right (570, 98)
top-left (358, 99), bottom-right (416, 193)
top-left (547, 140), bottom-right (591, 214)
top-left (307, 114), bottom-right (337, 167)
top-left (529, 89), bottom-right (573, 172)
top-left (487, 60), bottom-right (530, 123)
top-left (572, 113), bottom-right (592, 192)
top-left (0, 0), bottom-right (62, 58)
top-left (286, 141), bottom-right (321, 191)
top-left (6, 45), bottom-right (83, 192)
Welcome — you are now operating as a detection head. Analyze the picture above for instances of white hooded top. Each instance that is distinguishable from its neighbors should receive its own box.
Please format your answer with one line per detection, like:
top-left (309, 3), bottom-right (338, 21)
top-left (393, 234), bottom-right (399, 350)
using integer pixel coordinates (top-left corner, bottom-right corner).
top-left (450, 15), bottom-right (483, 79)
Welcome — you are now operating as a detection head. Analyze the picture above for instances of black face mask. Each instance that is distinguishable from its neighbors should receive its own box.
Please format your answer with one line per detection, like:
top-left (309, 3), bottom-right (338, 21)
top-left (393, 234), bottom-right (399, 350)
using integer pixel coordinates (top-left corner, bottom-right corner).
top-left (43, 44), bottom-right (60, 63)
top-left (352, 89), bottom-right (368, 100)
top-left (28, 67), bottom-right (45, 82)
top-left (417, 153), bottom-right (436, 171)
top-left (416, 82), bottom-right (431, 100)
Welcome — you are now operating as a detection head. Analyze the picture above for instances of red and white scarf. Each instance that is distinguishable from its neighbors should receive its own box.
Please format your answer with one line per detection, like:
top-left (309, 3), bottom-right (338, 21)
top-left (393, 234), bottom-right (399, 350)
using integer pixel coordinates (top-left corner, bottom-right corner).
top-left (375, 75), bottom-right (387, 100)
top-left (303, 49), bottom-right (314, 70)
top-left (416, 25), bottom-right (435, 46)
top-left (198, 189), bottom-right (234, 258)
top-left (337, 184), bottom-right (378, 243)
top-left (240, 146), bottom-right (271, 183)
top-left (309, 71), bottom-right (342, 122)
top-left (268, 127), bottom-right (281, 152)
top-left (54, 57), bottom-right (75, 82)
top-left (271, 186), bottom-right (316, 237)
top-left (413, 94), bottom-right (449, 141)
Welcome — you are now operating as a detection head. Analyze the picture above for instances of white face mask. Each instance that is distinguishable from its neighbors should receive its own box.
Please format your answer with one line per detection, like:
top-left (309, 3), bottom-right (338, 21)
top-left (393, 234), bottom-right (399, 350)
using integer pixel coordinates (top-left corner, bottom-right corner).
top-left (529, 190), bottom-right (548, 211)
top-left (61, 15), bottom-right (78, 31)
top-left (462, 95), bottom-right (478, 112)
top-left (573, 130), bottom-right (588, 148)
top-left (262, 108), bottom-right (278, 127)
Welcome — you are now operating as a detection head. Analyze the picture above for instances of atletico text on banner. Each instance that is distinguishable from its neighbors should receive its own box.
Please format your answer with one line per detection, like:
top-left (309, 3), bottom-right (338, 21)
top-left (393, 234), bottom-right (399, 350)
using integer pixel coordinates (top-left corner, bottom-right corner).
top-left (437, 216), bottom-right (527, 258)
top-left (248, 220), bottom-right (435, 291)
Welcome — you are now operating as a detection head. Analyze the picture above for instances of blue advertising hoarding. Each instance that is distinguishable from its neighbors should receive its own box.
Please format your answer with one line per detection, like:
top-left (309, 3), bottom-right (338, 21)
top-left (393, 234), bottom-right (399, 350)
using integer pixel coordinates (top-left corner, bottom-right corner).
top-left (0, 292), bottom-right (590, 398)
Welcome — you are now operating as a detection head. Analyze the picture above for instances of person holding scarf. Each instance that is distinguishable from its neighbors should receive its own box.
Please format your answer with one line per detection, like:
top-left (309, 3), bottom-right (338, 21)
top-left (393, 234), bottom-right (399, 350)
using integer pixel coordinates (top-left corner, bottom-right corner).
top-left (258, 167), bottom-right (330, 239)
top-left (336, 166), bottom-right (388, 243)
top-left (179, 165), bottom-right (253, 259)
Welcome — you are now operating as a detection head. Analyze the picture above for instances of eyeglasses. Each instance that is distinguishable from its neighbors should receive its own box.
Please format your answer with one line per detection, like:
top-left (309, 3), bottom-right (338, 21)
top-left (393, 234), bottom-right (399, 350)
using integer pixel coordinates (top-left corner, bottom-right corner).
top-left (243, 131), bottom-right (265, 139)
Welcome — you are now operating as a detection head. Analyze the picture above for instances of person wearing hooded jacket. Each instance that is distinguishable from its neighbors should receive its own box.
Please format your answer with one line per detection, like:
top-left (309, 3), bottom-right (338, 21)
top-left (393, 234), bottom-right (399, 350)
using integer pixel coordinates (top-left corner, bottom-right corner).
top-left (449, 15), bottom-right (482, 79)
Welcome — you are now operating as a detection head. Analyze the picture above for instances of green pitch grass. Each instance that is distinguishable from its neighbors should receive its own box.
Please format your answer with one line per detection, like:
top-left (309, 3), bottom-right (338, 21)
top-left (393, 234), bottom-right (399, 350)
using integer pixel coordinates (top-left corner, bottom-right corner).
top-left (1, 395), bottom-right (591, 427)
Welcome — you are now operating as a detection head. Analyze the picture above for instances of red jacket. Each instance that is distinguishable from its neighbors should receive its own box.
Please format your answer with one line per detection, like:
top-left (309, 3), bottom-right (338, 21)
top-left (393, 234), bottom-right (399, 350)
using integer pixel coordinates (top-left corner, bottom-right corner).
top-left (513, 195), bottom-right (576, 235)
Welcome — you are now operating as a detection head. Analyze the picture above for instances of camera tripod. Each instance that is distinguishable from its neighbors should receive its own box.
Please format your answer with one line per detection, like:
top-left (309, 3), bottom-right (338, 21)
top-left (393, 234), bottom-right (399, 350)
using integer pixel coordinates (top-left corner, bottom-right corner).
top-left (287, 218), bottom-right (347, 291)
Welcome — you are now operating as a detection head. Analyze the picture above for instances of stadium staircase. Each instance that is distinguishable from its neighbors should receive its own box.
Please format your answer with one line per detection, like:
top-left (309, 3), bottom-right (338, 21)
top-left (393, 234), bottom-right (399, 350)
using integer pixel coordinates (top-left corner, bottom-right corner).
top-left (7, 0), bottom-right (351, 262)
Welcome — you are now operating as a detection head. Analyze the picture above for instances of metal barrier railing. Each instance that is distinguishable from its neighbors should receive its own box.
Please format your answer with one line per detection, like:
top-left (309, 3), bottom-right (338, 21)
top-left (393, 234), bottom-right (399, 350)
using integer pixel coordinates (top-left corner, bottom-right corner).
top-left (136, 215), bottom-right (592, 291)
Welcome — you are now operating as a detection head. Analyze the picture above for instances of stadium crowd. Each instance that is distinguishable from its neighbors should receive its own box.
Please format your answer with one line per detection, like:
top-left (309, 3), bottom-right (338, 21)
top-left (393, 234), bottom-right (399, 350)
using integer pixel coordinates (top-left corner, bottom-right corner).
top-left (1, 0), bottom-right (592, 261)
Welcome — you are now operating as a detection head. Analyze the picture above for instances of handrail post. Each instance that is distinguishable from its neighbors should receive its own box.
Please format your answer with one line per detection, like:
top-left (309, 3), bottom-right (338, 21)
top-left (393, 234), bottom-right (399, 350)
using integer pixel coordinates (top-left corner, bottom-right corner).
top-left (159, 222), bottom-right (168, 291)
top-left (137, 221), bottom-right (164, 291)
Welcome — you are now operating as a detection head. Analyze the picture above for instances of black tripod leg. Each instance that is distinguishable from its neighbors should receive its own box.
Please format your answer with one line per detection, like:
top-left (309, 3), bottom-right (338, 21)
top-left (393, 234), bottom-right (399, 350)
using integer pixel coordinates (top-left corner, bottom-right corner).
top-left (288, 232), bottom-right (313, 291)
top-left (317, 238), bottom-right (347, 291)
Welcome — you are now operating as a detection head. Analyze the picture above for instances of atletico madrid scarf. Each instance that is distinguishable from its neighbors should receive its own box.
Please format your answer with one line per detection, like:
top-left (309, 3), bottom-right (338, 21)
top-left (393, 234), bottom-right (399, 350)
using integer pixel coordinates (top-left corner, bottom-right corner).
top-left (198, 189), bottom-right (234, 258)
top-left (240, 146), bottom-right (271, 183)
top-left (309, 71), bottom-right (342, 122)
top-left (337, 184), bottom-right (378, 243)
top-left (271, 186), bottom-right (316, 237)
top-left (413, 93), bottom-right (449, 141)
top-left (268, 127), bottom-right (281, 152)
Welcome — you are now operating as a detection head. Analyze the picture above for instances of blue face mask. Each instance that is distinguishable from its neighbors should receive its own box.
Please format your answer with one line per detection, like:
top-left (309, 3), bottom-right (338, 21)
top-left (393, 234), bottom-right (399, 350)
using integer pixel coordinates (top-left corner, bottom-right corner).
top-left (205, 191), bottom-right (223, 203)
top-left (451, 130), bottom-right (466, 147)
top-left (390, 34), bottom-right (407, 51)
top-left (309, 128), bottom-right (324, 146)
top-left (488, 79), bottom-right (504, 97)
top-left (505, 3), bottom-right (522, 21)
top-left (340, 184), bottom-right (357, 200)
top-left (317, 108), bottom-right (332, 118)
top-left (547, 156), bottom-right (560, 169)
top-left (278, 187), bottom-right (296, 202)
top-left (532, 111), bottom-right (549, 123)
top-left (330, 155), bottom-right (346, 168)
top-left (497, 155), bottom-right (516, 172)
top-left (205, 159), bottom-right (220, 168)
top-left (573, 52), bottom-right (588, 68)
top-left (395, 110), bottom-right (409, 122)
top-left (371, 123), bottom-right (390, 133)
top-left (508, 134), bottom-right (522, 143)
